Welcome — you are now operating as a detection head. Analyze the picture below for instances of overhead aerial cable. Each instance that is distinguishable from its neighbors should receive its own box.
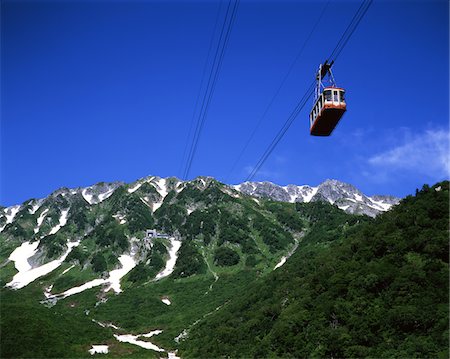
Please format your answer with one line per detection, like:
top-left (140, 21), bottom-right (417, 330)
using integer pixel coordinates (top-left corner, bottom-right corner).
top-left (225, 0), bottom-right (331, 182)
top-left (182, 0), bottom-right (240, 180)
top-left (244, 80), bottom-right (316, 182)
top-left (179, 1), bottom-right (224, 179)
top-left (244, 0), bottom-right (373, 182)
top-left (327, 0), bottom-right (373, 62)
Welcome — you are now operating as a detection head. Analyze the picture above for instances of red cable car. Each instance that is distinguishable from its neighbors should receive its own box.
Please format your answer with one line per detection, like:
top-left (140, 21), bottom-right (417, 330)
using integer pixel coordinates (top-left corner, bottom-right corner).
top-left (309, 61), bottom-right (346, 136)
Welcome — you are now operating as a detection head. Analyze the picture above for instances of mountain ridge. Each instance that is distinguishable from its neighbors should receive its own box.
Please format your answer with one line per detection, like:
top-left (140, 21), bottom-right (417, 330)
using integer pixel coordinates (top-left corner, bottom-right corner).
top-left (1, 176), bottom-right (399, 224)
top-left (234, 178), bottom-right (399, 217)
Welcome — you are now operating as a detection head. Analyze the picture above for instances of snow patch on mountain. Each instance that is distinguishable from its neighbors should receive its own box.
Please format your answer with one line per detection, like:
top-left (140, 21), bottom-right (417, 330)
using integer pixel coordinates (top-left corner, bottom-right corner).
top-left (112, 213), bottom-right (127, 225)
top-left (62, 264), bottom-right (75, 275)
top-left (127, 176), bottom-right (155, 193)
top-left (114, 330), bottom-right (164, 352)
top-left (6, 240), bottom-right (80, 289)
top-left (82, 183), bottom-right (121, 205)
top-left (104, 254), bottom-right (136, 293)
top-left (368, 198), bottom-right (392, 211)
top-left (273, 237), bottom-right (300, 270)
top-left (44, 284), bottom-right (54, 299)
top-left (48, 250), bottom-right (137, 300)
top-left (176, 182), bottom-right (185, 192)
top-left (98, 189), bottom-right (115, 202)
top-left (48, 209), bottom-right (70, 235)
top-left (302, 186), bottom-right (319, 202)
top-left (0, 205), bottom-right (21, 232)
top-left (34, 208), bottom-right (49, 234)
top-left (152, 178), bottom-right (169, 212)
top-left (54, 278), bottom-right (107, 299)
top-left (8, 240), bottom-right (40, 273)
top-left (82, 189), bottom-right (95, 204)
top-left (88, 345), bottom-right (109, 355)
top-left (92, 319), bottom-right (121, 330)
top-left (128, 183), bottom-right (142, 193)
top-left (128, 182), bottom-right (143, 193)
top-left (283, 185), bottom-right (318, 203)
top-left (155, 238), bottom-right (182, 280)
top-left (154, 178), bottom-right (168, 197)
top-left (273, 257), bottom-right (286, 270)
top-left (221, 186), bottom-right (241, 199)
top-left (29, 200), bottom-right (43, 215)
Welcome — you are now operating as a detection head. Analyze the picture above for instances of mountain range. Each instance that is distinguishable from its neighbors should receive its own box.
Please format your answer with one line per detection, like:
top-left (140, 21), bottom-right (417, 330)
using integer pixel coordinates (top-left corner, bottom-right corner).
top-left (0, 176), bottom-right (446, 359)
top-left (234, 178), bottom-right (399, 217)
top-left (0, 176), bottom-right (398, 233)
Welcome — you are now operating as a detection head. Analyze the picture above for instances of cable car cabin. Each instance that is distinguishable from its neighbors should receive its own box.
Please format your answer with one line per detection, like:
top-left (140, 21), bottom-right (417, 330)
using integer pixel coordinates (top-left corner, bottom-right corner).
top-left (309, 87), bottom-right (346, 136)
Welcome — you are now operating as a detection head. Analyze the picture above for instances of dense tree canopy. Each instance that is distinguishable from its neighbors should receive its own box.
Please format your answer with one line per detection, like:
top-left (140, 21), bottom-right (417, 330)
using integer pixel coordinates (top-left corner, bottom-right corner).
top-left (180, 182), bottom-right (449, 358)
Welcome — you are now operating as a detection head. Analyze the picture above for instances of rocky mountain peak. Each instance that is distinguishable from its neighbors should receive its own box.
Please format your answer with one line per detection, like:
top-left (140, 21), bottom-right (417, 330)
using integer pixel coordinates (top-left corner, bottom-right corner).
top-left (233, 179), bottom-right (399, 217)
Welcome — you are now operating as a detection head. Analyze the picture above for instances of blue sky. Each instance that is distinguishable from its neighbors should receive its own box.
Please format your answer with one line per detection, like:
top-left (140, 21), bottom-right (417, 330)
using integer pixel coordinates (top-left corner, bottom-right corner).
top-left (1, 0), bottom-right (448, 206)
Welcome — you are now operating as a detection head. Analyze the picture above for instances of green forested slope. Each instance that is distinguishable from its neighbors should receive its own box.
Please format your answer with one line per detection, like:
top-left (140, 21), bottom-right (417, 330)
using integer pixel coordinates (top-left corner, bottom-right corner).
top-left (0, 180), bottom-right (304, 358)
top-left (180, 182), bottom-right (449, 358)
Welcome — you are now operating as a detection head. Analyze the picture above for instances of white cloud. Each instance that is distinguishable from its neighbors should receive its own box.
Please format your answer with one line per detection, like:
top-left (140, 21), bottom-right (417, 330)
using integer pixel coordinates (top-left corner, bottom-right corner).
top-left (367, 129), bottom-right (449, 179)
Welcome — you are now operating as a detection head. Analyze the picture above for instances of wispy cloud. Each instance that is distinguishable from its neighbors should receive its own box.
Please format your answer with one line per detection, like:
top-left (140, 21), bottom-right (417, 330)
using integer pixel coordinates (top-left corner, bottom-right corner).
top-left (367, 129), bottom-right (449, 180)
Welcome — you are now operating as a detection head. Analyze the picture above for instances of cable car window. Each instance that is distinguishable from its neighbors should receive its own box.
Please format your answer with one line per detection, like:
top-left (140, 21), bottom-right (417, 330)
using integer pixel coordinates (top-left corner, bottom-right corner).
top-left (324, 90), bottom-right (332, 101)
top-left (340, 91), bottom-right (345, 102)
top-left (333, 90), bottom-right (338, 102)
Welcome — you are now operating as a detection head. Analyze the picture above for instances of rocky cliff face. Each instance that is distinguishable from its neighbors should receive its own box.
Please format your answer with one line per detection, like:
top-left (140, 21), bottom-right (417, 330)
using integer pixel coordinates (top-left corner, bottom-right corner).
top-left (233, 179), bottom-right (399, 217)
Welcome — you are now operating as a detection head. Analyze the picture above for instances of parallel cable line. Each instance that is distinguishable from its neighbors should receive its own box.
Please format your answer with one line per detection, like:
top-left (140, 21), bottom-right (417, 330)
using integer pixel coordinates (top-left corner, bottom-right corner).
top-left (178, 1), bottom-right (224, 178)
top-left (184, 0), bottom-right (234, 180)
top-left (244, 0), bottom-right (373, 182)
top-left (327, 0), bottom-right (372, 61)
top-left (183, 0), bottom-right (240, 180)
top-left (245, 80), bottom-right (315, 182)
top-left (226, 0), bottom-right (331, 181)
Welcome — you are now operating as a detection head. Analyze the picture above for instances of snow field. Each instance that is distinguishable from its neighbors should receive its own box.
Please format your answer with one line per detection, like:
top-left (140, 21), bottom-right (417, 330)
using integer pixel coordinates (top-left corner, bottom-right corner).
top-left (104, 254), bottom-right (136, 293)
top-left (61, 264), bottom-right (75, 275)
top-left (114, 330), bottom-right (164, 352)
top-left (29, 202), bottom-right (42, 215)
top-left (6, 240), bottom-right (80, 289)
top-left (273, 256), bottom-right (287, 270)
top-left (82, 186), bottom-right (116, 205)
top-left (8, 241), bottom-right (40, 273)
top-left (127, 182), bottom-right (143, 193)
top-left (155, 238), bottom-right (182, 280)
top-left (48, 253), bottom-right (137, 300)
top-left (98, 189), bottom-right (115, 202)
top-left (88, 345), bottom-right (109, 355)
top-left (0, 205), bottom-right (21, 232)
top-left (48, 209), bottom-right (70, 235)
top-left (152, 178), bottom-right (169, 212)
top-left (34, 208), bottom-right (49, 234)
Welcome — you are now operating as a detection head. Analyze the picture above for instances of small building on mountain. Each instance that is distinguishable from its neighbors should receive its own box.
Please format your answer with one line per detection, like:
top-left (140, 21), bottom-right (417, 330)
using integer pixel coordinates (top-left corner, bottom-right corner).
top-left (146, 229), bottom-right (170, 239)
